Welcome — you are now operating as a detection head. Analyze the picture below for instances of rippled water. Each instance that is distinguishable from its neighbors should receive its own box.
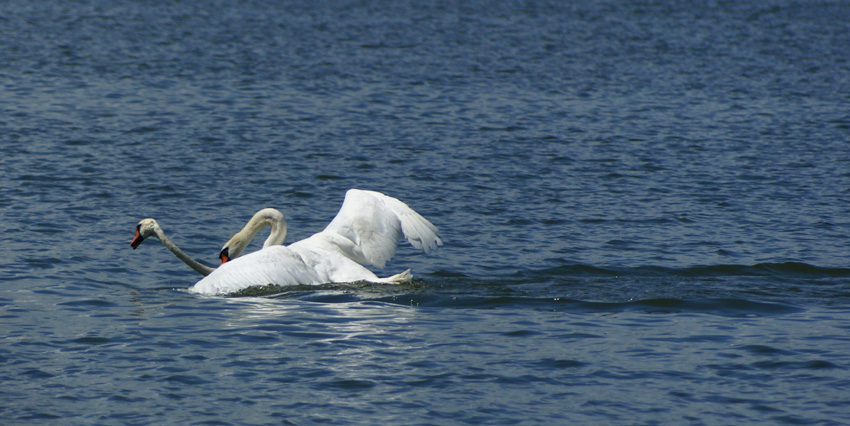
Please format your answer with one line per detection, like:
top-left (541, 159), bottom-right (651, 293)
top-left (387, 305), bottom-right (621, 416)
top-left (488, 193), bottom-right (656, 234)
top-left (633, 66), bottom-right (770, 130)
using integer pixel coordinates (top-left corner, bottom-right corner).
top-left (2, 0), bottom-right (850, 424)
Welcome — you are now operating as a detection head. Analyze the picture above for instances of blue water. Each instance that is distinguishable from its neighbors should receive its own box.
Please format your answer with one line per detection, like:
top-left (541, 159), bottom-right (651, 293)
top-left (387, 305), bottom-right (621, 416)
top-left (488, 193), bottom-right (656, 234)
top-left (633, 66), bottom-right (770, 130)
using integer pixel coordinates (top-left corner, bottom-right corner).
top-left (2, 0), bottom-right (850, 424)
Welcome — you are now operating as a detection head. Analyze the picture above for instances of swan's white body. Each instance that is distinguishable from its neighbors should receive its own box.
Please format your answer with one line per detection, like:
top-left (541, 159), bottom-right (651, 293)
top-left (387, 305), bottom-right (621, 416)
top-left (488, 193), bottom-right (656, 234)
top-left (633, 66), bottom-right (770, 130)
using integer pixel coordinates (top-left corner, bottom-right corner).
top-left (189, 189), bottom-right (442, 296)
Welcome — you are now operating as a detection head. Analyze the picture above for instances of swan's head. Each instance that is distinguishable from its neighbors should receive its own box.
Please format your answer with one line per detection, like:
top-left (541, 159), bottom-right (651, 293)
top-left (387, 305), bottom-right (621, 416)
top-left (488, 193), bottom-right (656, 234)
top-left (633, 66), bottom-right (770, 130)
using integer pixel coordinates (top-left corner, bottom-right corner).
top-left (130, 218), bottom-right (160, 249)
top-left (218, 238), bottom-right (245, 265)
top-left (219, 208), bottom-right (286, 265)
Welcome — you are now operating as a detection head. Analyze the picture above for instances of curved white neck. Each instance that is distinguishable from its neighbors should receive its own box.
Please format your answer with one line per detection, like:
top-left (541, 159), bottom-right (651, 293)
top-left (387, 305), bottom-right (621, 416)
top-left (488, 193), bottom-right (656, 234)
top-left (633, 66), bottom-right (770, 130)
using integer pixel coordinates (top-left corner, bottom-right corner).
top-left (262, 216), bottom-right (287, 248)
top-left (225, 209), bottom-right (287, 259)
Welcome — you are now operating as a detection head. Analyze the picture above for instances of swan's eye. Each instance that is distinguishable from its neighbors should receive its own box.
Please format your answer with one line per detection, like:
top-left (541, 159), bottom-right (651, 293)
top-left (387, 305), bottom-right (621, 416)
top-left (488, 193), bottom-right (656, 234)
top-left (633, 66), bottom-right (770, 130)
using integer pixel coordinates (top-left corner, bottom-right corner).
top-left (219, 247), bottom-right (230, 265)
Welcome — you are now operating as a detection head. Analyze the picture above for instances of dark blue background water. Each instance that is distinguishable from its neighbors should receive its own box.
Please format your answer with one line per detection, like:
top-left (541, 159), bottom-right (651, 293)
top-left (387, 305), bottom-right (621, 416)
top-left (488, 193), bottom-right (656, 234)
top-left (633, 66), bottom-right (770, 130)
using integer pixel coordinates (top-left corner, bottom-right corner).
top-left (2, 1), bottom-right (850, 424)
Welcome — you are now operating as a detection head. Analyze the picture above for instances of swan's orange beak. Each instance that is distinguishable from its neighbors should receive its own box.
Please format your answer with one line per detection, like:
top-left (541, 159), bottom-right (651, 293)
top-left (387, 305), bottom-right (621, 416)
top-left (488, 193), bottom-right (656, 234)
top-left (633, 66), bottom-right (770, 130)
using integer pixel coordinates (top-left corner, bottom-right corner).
top-left (130, 226), bottom-right (144, 249)
top-left (219, 248), bottom-right (230, 265)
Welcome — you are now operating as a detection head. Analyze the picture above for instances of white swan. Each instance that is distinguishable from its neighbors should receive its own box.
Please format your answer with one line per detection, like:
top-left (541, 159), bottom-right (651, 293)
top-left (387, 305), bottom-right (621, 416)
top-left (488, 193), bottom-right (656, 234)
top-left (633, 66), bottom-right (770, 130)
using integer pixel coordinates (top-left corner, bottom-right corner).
top-left (130, 208), bottom-right (287, 276)
top-left (130, 218), bottom-right (216, 276)
top-left (189, 189), bottom-right (442, 296)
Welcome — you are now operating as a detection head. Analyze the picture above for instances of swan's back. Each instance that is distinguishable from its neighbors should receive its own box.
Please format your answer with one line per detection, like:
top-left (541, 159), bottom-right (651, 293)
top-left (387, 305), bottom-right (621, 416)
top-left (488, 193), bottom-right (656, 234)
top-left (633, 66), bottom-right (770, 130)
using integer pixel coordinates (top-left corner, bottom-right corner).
top-left (189, 246), bottom-right (321, 295)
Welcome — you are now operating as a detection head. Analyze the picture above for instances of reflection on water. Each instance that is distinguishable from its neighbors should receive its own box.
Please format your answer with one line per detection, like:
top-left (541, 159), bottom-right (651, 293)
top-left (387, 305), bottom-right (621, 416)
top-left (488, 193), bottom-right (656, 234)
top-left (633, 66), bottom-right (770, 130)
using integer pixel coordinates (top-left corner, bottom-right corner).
top-left (223, 296), bottom-right (418, 350)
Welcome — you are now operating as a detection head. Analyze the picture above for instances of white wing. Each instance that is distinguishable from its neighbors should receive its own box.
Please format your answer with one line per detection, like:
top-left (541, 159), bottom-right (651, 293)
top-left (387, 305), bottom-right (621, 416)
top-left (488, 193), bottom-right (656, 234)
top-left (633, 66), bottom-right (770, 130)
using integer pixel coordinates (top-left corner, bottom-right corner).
top-left (320, 189), bottom-right (442, 268)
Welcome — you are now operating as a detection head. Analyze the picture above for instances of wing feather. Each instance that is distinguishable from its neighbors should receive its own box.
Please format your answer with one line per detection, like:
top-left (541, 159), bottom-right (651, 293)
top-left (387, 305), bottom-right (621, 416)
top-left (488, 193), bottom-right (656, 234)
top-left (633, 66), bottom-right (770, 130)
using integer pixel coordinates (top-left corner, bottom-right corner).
top-left (322, 189), bottom-right (442, 268)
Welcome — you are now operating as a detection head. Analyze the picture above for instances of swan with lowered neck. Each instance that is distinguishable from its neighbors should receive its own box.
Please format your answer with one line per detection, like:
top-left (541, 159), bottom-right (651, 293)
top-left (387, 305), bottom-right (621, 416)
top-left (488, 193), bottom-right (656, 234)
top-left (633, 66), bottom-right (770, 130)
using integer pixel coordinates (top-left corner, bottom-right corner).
top-left (189, 189), bottom-right (442, 296)
top-left (130, 219), bottom-right (216, 276)
top-left (131, 208), bottom-right (286, 276)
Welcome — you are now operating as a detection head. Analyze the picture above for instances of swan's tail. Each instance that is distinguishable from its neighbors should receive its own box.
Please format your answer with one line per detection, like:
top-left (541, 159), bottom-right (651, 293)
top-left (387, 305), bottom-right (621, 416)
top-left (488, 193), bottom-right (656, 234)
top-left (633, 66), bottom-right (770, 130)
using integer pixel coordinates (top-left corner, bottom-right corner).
top-left (376, 269), bottom-right (413, 284)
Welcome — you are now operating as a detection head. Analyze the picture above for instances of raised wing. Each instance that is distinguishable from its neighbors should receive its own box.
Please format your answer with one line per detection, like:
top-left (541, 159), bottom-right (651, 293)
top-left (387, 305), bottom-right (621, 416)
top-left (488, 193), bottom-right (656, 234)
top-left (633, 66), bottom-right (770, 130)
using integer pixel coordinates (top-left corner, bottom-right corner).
top-left (321, 189), bottom-right (442, 268)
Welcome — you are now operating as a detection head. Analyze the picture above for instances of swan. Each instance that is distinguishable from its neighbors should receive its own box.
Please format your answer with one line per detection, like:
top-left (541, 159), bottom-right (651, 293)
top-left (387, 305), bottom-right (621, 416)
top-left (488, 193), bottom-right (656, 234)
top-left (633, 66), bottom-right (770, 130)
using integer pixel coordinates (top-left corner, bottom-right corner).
top-left (130, 218), bottom-right (216, 276)
top-left (131, 208), bottom-right (286, 276)
top-left (189, 189), bottom-right (442, 296)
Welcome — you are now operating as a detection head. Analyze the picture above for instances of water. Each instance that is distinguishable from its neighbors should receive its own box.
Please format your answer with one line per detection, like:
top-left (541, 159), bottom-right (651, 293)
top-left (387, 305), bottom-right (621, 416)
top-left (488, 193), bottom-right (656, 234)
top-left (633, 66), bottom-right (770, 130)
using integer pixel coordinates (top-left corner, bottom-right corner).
top-left (2, 0), bottom-right (850, 424)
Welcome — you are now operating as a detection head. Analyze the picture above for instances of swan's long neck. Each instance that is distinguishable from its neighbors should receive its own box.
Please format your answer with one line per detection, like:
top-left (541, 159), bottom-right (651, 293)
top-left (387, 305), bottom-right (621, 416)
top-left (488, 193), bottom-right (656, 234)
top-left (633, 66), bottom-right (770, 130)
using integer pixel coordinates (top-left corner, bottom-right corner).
top-left (263, 215), bottom-right (287, 248)
top-left (154, 226), bottom-right (215, 276)
top-left (224, 208), bottom-right (287, 259)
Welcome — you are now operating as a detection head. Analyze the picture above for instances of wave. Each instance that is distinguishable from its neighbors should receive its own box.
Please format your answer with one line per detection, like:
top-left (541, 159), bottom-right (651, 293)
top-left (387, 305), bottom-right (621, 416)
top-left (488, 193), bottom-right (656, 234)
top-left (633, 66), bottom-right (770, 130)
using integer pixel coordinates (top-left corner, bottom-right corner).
top-left (186, 261), bottom-right (848, 315)
top-left (441, 296), bottom-right (801, 317)
top-left (219, 282), bottom-right (804, 317)
top-left (523, 262), bottom-right (850, 279)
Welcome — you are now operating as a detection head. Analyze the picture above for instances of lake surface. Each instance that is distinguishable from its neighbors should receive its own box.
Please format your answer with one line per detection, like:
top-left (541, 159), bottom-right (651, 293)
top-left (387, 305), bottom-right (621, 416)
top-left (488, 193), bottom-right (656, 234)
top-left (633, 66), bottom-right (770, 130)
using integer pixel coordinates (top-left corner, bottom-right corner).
top-left (2, 0), bottom-right (850, 424)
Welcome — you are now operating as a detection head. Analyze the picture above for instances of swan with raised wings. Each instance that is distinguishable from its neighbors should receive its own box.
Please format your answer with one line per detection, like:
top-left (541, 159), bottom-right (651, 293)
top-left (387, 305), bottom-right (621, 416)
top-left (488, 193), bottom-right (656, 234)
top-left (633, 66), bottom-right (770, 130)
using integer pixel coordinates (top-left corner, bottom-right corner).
top-left (136, 189), bottom-right (442, 296)
top-left (130, 208), bottom-right (287, 276)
